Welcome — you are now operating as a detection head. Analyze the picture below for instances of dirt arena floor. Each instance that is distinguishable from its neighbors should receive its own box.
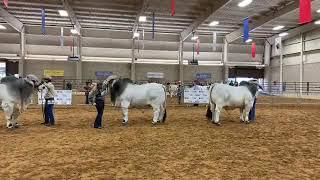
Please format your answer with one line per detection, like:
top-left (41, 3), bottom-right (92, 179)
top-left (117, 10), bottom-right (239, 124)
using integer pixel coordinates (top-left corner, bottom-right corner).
top-left (0, 104), bottom-right (319, 179)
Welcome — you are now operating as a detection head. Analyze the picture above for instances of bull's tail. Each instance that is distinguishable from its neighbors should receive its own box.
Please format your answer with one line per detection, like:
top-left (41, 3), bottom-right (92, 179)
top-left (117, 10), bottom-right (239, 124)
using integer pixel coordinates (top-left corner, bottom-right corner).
top-left (206, 84), bottom-right (216, 120)
top-left (162, 85), bottom-right (167, 122)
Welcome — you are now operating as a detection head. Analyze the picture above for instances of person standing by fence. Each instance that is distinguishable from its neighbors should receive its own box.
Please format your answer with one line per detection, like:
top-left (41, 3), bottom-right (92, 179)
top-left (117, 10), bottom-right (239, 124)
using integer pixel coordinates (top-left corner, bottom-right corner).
top-left (177, 82), bottom-right (183, 104)
top-left (89, 82), bottom-right (107, 129)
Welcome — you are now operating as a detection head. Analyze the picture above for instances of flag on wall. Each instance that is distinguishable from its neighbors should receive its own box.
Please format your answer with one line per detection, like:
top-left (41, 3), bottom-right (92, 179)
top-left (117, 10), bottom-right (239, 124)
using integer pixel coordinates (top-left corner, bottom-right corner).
top-left (41, 8), bottom-right (46, 35)
top-left (299, 0), bottom-right (312, 24)
top-left (212, 32), bottom-right (217, 51)
top-left (171, 0), bottom-right (175, 16)
top-left (60, 27), bottom-right (64, 47)
top-left (243, 18), bottom-right (249, 42)
top-left (196, 38), bottom-right (200, 55)
top-left (274, 37), bottom-right (282, 56)
top-left (3, 0), bottom-right (8, 8)
top-left (152, 12), bottom-right (155, 39)
top-left (251, 42), bottom-right (256, 58)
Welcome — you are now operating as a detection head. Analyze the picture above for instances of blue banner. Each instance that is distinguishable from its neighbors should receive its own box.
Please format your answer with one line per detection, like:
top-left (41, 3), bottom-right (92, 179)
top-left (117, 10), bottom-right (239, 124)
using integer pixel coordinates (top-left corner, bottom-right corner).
top-left (41, 8), bottom-right (46, 35)
top-left (196, 73), bottom-right (211, 80)
top-left (95, 71), bottom-right (113, 78)
top-left (243, 17), bottom-right (249, 42)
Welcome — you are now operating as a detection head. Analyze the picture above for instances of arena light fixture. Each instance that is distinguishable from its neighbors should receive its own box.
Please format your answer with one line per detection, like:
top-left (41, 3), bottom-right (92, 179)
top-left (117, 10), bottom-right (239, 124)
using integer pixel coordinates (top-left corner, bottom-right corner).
top-left (209, 21), bottom-right (219, 26)
top-left (70, 29), bottom-right (78, 34)
top-left (139, 16), bottom-right (147, 22)
top-left (133, 32), bottom-right (140, 38)
top-left (238, 0), bottom-right (253, 7)
top-left (315, 20), bottom-right (320, 25)
top-left (245, 38), bottom-right (252, 43)
top-left (191, 35), bottom-right (199, 40)
top-left (0, 25), bottom-right (7, 30)
top-left (58, 10), bottom-right (68, 17)
top-left (279, 32), bottom-right (288, 37)
top-left (272, 25), bottom-right (285, 31)
top-left (317, 9), bottom-right (320, 13)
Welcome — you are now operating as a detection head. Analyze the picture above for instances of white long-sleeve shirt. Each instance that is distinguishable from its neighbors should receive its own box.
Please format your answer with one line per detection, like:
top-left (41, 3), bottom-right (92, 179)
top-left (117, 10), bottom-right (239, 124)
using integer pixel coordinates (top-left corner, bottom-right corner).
top-left (39, 82), bottom-right (56, 100)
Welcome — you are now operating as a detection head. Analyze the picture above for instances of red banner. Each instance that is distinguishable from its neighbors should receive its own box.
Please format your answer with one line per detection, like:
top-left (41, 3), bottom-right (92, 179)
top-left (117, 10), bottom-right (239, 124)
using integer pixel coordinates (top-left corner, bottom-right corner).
top-left (196, 39), bottom-right (200, 55)
top-left (171, 0), bottom-right (175, 16)
top-left (3, 0), bottom-right (8, 8)
top-left (251, 42), bottom-right (256, 58)
top-left (299, 0), bottom-right (312, 24)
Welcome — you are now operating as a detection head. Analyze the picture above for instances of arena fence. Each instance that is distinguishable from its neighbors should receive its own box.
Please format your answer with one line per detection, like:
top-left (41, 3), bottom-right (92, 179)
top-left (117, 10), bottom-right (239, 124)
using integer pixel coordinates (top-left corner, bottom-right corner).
top-left (42, 79), bottom-right (320, 106)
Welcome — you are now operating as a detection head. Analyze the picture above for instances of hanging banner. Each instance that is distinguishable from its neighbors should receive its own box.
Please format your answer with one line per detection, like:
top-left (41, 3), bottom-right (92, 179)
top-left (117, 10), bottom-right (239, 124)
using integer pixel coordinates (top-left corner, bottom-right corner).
top-left (171, 0), bottom-right (175, 16)
top-left (196, 38), bottom-right (200, 55)
top-left (38, 90), bottom-right (72, 105)
top-left (212, 32), bottom-right (217, 51)
top-left (43, 69), bottom-right (65, 77)
top-left (41, 8), bottom-right (46, 35)
top-left (299, 0), bottom-right (312, 24)
top-left (251, 42), bottom-right (256, 58)
top-left (152, 12), bottom-right (155, 39)
top-left (3, 0), bottom-right (8, 8)
top-left (243, 18), bottom-right (249, 42)
top-left (60, 27), bottom-right (64, 47)
top-left (274, 37), bottom-right (282, 56)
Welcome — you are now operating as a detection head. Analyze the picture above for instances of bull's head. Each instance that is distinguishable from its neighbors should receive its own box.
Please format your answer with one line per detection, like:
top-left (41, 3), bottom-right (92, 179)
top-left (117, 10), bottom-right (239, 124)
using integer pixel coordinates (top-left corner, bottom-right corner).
top-left (25, 74), bottom-right (41, 88)
top-left (103, 75), bottom-right (118, 90)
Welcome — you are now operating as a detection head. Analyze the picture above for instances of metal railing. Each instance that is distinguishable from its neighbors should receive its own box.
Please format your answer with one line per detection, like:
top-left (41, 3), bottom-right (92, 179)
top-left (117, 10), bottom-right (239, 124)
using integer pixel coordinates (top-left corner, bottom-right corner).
top-left (51, 79), bottom-right (320, 97)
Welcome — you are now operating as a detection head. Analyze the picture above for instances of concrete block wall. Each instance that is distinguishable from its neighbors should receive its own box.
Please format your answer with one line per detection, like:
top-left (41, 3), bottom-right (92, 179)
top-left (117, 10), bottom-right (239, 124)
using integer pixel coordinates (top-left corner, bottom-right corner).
top-left (270, 28), bottom-right (320, 83)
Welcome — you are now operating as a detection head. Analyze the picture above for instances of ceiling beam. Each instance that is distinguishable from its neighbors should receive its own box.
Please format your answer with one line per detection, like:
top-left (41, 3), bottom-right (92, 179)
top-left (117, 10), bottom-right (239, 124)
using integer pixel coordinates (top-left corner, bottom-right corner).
top-left (225, 0), bottom-right (302, 43)
top-left (0, 7), bottom-right (24, 32)
top-left (61, 0), bottom-right (81, 35)
top-left (267, 21), bottom-right (318, 45)
top-left (180, 0), bottom-right (231, 41)
top-left (132, 0), bottom-right (149, 36)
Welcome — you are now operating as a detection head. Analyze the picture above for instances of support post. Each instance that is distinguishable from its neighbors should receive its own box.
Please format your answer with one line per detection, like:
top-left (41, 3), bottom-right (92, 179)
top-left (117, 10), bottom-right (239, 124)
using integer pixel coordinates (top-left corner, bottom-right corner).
top-left (76, 35), bottom-right (82, 82)
top-left (279, 42), bottom-right (283, 94)
top-left (19, 26), bottom-right (26, 77)
top-left (179, 38), bottom-right (184, 83)
top-left (222, 38), bottom-right (229, 82)
top-left (300, 33), bottom-right (304, 96)
top-left (264, 40), bottom-right (271, 92)
top-left (131, 39), bottom-right (136, 81)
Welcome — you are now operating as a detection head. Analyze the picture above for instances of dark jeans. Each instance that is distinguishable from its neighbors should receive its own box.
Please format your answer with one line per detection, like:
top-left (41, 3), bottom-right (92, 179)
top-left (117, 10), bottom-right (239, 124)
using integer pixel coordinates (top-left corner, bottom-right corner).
top-left (249, 98), bottom-right (256, 121)
top-left (44, 100), bottom-right (55, 125)
top-left (94, 100), bottom-right (105, 128)
top-left (85, 93), bottom-right (89, 104)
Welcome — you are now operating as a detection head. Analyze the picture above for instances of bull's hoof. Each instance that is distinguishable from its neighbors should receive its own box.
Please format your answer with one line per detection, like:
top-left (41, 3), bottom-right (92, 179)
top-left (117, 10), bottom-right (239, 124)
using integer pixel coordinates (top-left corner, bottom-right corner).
top-left (122, 121), bottom-right (128, 126)
top-left (13, 123), bottom-right (20, 128)
top-left (7, 123), bottom-right (14, 129)
top-left (152, 121), bottom-right (158, 125)
top-left (245, 121), bottom-right (250, 124)
top-left (212, 122), bottom-right (221, 126)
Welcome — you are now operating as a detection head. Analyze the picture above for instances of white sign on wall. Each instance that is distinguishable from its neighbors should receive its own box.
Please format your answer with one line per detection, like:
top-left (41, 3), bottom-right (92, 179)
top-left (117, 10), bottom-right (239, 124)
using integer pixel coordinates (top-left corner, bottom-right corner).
top-left (38, 90), bottom-right (72, 105)
top-left (147, 72), bottom-right (164, 79)
top-left (184, 86), bottom-right (209, 104)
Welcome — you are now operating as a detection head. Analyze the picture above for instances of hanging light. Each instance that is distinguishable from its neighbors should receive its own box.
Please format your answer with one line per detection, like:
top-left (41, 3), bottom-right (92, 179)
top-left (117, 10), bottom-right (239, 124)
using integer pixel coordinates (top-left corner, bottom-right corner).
top-left (191, 36), bottom-right (199, 41)
top-left (0, 25), bottom-right (7, 30)
top-left (245, 38), bottom-right (252, 43)
top-left (279, 32), bottom-right (288, 37)
top-left (272, 25), bottom-right (285, 31)
top-left (209, 21), bottom-right (219, 26)
top-left (70, 29), bottom-right (78, 34)
top-left (139, 16), bottom-right (147, 22)
top-left (58, 10), bottom-right (68, 17)
top-left (238, 0), bottom-right (252, 7)
top-left (133, 32), bottom-right (140, 38)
